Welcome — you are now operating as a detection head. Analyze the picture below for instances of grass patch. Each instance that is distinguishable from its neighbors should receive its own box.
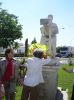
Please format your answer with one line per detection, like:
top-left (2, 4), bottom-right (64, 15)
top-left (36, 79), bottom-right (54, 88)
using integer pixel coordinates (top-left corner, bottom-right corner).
top-left (58, 64), bottom-right (74, 100)
top-left (15, 86), bottom-right (23, 100)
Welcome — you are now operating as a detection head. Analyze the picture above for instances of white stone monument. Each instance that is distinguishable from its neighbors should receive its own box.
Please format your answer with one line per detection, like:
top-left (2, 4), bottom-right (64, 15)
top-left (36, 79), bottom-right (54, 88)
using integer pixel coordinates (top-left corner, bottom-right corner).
top-left (40, 15), bottom-right (59, 57)
top-left (39, 15), bottom-right (61, 100)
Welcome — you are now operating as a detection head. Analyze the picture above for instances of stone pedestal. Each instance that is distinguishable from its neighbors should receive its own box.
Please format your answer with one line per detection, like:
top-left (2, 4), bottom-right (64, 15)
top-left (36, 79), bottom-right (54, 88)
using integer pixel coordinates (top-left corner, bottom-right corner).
top-left (39, 65), bottom-right (60, 100)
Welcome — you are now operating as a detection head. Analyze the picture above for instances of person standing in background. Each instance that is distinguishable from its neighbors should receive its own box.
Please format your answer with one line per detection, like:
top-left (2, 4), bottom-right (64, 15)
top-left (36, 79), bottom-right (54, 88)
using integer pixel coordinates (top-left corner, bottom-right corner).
top-left (0, 48), bottom-right (21, 100)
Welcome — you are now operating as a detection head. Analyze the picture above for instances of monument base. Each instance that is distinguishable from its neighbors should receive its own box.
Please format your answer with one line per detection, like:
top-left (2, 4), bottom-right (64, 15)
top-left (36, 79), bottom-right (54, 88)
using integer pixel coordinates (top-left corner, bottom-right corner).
top-left (38, 65), bottom-right (60, 100)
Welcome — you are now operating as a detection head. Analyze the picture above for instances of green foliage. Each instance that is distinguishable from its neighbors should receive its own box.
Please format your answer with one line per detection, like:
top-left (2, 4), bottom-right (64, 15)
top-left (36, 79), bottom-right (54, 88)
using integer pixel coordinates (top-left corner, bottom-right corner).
top-left (29, 43), bottom-right (48, 55)
top-left (20, 58), bottom-right (25, 64)
top-left (31, 37), bottom-right (37, 44)
top-left (12, 42), bottom-right (19, 50)
top-left (25, 38), bottom-right (28, 57)
top-left (0, 8), bottom-right (22, 48)
top-left (16, 86), bottom-right (23, 100)
top-left (56, 46), bottom-right (61, 53)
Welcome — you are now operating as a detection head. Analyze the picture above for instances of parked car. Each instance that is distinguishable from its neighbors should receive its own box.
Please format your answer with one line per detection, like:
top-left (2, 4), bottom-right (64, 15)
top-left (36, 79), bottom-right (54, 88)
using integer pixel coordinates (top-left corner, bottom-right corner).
top-left (65, 52), bottom-right (73, 57)
top-left (55, 53), bottom-right (62, 58)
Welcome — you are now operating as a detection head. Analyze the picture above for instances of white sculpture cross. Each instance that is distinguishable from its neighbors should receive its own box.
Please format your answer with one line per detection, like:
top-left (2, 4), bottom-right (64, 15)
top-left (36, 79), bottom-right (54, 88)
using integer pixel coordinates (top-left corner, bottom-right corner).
top-left (40, 15), bottom-right (59, 57)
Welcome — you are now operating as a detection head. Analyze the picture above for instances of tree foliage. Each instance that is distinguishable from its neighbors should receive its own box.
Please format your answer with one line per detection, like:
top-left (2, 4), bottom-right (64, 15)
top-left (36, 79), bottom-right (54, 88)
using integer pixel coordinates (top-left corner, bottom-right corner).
top-left (25, 38), bottom-right (28, 56)
top-left (56, 46), bottom-right (61, 53)
top-left (0, 7), bottom-right (22, 48)
top-left (29, 43), bottom-right (48, 55)
top-left (31, 37), bottom-right (37, 44)
top-left (12, 42), bottom-right (19, 50)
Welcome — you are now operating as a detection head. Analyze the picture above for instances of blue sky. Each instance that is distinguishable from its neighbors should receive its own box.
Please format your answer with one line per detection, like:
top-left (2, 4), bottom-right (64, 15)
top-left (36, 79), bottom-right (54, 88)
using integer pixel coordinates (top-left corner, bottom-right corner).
top-left (0, 0), bottom-right (74, 46)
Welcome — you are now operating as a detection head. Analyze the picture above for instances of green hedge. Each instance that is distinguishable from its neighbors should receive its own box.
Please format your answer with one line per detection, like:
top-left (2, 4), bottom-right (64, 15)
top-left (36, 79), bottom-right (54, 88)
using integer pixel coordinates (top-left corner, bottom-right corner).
top-left (0, 53), bottom-right (25, 57)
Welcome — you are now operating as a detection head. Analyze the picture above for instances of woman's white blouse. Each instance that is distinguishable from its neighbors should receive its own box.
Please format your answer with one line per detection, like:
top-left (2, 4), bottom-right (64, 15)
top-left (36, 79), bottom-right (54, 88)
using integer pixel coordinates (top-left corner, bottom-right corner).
top-left (23, 57), bottom-right (51, 87)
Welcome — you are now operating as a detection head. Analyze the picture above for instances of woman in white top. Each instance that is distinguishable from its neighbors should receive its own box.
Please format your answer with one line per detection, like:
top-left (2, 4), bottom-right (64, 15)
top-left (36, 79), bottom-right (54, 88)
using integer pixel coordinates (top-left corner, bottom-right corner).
top-left (21, 49), bottom-right (53, 100)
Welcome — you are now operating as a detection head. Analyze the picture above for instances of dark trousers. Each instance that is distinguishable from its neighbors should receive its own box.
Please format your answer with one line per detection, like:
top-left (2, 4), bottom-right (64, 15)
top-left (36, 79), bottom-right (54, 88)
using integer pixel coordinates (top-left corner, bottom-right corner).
top-left (5, 92), bottom-right (15, 100)
top-left (4, 82), bottom-right (15, 100)
top-left (21, 85), bottom-right (39, 100)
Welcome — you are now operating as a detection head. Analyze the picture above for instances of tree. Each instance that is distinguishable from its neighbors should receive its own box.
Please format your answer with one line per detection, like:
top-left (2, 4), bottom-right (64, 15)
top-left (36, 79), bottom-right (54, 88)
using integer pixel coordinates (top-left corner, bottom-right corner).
top-left (31, 37), bottom-right (37, 44)
top-left (25, 38), bottom-right (28, 57)
top-left (0, 6), bottom-right (22, 48)
top-left (12, 42), bottom-right (19, 51)
top-left (56, 46), bottom-right (61, 53)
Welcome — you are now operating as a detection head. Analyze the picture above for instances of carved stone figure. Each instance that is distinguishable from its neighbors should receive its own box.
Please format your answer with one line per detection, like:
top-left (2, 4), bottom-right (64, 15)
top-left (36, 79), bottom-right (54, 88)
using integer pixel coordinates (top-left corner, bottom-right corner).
top-left (40, 15), bottom-right (59, 57)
